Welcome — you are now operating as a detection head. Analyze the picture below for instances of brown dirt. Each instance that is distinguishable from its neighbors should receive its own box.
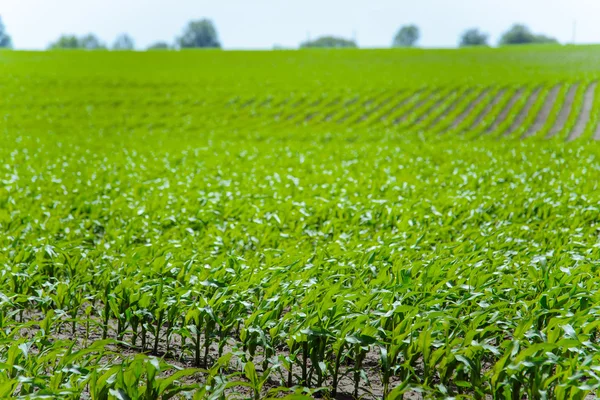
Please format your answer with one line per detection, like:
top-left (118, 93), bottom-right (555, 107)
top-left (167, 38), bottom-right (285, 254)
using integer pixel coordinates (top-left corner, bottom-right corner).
top-left (568, 82), bottom-right (597, 141)
top-left (323, 96), bottom-right (360, 122)
top-left (239, 98), bottom-right (257, 109)
top-left (13, 311), bottom-right (412, 399)
top-left (485, 87), bottom-right (525, 133)
top-left (594, 115), bottom-right (600, 140)
top-left (450, 88), bottom-right (490, 128)
top-left (523, 84), bottom-right (560, 138)
top-left (503, 86), bottom-right (542, 136)
top-left (379, 89), bottom-right (424, 121)
top-left (257, 97), bottom-right (274, 108)
top-left (426, 88), bottom-right (473, 130)
top-left (357, 91), bottom-right (401, 122)
top-left (337, 96), bottom-right (377, 123)
top-left (286, 97), bottom-right (322, 120)
top-left (547, 83), bottom-right (579, 138)
top-left (467, 88), bottom-right (507, 131)
top-left (305, 96), bottom-right (341, 122)
top-left (405, 89), bottom-right (457, 127)
top-left (14, 310), bottom-right (538, 399)
top-left (391, 89), bottom-right (438, 124)
top-left (304, 97), bottom-right (340, 122)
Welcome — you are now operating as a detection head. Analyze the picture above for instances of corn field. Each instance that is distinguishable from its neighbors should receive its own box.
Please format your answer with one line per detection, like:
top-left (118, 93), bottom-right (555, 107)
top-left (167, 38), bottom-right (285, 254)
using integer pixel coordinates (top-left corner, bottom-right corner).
top-left (2, 48), bottom-right (600, 399)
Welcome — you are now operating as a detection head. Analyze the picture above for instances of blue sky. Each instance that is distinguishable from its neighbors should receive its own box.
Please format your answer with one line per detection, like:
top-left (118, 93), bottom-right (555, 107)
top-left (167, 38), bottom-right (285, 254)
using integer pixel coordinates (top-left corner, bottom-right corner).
top-left (3, 0), bottom-right (600, 49)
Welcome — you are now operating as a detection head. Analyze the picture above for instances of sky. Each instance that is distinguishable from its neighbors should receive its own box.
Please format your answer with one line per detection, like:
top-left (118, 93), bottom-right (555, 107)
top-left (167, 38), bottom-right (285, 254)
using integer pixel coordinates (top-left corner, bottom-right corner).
top-left (3, 0), bottom-right (600, 50)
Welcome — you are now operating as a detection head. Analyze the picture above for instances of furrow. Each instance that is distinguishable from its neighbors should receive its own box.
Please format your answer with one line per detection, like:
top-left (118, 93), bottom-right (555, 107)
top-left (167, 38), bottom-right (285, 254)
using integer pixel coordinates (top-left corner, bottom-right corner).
top-left (425, 88), bottom-right (473, 130)
top-left (360, 91), bottom-right (415, 128)
top-left (469, 88), bottom-right (507, 130)
top-left (503, 87), bottom-right (542, 137)
top-left (395, 88), bottom-right (452, 127)
top-left (567, 82), bottom-right (597, 141)
top-left (450, 88), bottom-right (490, 128)
top-left (304, 96), bottom-right (341, 122)
top-left (355, 91), bottom-right (400, 123)
top-left (389, 89), bottom-right (437, 124)
top-left (410, 90), bottom-right (457, 127)
top-left (547, 84), bottom-right (579, 138)
top-left (523, 85), bottom-right (561, 138)
top-left (337, 94), bottom-right (381, 124)
top-left (485, 88), bottom-right (524, 134)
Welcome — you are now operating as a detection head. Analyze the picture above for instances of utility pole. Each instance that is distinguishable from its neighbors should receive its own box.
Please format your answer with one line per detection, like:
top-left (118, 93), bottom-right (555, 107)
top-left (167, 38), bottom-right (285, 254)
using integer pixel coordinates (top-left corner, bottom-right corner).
top-left (572, 20), bottom-right (577, 44)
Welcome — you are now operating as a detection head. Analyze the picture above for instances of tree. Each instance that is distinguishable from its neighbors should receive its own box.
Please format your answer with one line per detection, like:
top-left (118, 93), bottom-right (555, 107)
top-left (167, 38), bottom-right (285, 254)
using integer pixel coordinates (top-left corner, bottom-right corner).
top-left (499, 24), bottom-right (558, 45)
top-left (532, 34), bottom-right (558, 44)
top-left (393, 25), bottom-right (420, 47)
top-left (49, 34), bottom-right (107, 50)
top-left (49, 35), bottom-right (81, 49)
top-left (80, 34), bottom-right (106, 50)
top-left (0, 16), bottom-right (13, 48)
top-left (300, 36), bottom-right (357, 49)
top-left (113, 34), bottom-right (135, 50)
top-left (177, 19), bottom-right (221, 49)
top-left (499, 24), bottom-right (532, 45)
top-left (459, 28), bottom-right (489, 47)
top-left (147, 41), bottom-right (171, 50)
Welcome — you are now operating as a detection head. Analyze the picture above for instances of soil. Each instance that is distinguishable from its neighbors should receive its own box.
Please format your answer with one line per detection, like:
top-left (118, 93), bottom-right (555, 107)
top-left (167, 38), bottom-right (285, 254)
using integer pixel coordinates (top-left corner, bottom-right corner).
top-left (427, 88), bottom-right (473, 130)
top-left (392, 89), bottom-right (437, 124)
top-left (379, 89), bottom-right (422, 121)
top-left (568, 82), bottom-right (597, 141)
top-left (338, 96), bottom-right (376, 123)
top-left (305, 97), bottom-right (341, 122)
top-left (547, 83), bottom-right (578, 138)
top-left (450, 88), bottom-right (490, 129)
top-left (522, 84), bottom-right (560, 138)
top-left (13, 311), bottom-right (420, 399)
top-left (324, 96), bottom-right (360, 122)
top-left (485, 87), bottom-right (525, 133)
top-left (503, 86), bottom-right (542, 136)
top-left (594, 115), bottom-right (600, 140)
top-left (467, 88), bottom-right (506, 131)
top-left (358, 92), bottom-right (399, 122)
top-left (409, 90), bottom-right (457, 127)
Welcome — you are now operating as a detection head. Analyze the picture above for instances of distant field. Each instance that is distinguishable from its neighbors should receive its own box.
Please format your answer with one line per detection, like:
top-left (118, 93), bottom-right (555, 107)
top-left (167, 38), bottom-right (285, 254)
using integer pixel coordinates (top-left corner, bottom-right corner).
top-left (2, 47), bottom-right (600, 399)
top-left (3, 46), bottom-right (600, 141)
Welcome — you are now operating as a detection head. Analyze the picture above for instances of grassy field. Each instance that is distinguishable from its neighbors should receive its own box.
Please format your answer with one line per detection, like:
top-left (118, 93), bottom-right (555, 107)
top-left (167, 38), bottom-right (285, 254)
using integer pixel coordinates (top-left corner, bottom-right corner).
top-left (2, 47), bottom-right (600, 399)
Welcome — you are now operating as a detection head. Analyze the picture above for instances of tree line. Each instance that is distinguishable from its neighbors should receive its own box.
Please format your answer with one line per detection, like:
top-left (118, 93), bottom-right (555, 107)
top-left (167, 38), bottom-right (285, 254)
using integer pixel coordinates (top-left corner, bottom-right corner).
top-left (0, 18), bottom-right (221, 51)
top-left (0, 16), bottom-right (560, 50)
top-left (295, 23), bottom-right (559, 48)
top-left (45, 19), bottom-right (221, 50)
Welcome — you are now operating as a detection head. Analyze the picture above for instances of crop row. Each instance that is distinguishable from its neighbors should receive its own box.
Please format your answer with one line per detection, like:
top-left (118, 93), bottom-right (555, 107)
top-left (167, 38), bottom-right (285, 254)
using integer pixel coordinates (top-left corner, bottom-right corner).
top-left (3, 131), bottom-right (600, 398)
top-left (6, 82), bottom-right (599, 140)
top-left (4, 49), bottom-right (600, 399)
top-left (217, 82), bottom-right (600, 139)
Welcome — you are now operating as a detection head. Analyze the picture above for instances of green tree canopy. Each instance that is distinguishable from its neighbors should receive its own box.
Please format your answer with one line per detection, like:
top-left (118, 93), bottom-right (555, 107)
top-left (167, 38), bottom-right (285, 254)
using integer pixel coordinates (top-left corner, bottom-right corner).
top-left (147, 41), bottom-right (171, 50)
top-left (393, 25), bottom-right (420, 47)
top-left (300, 35), bottom-right (357, 49)
top-left (531, 34), bottom-right (559, 44)
top-left (113, 34), bottom-right (135, 50)
top-left (49, 34), bottom-right (106, 50)
top-left (499, 24), bottom-right (558, 45)
top-left (80, 34), bottom-right (106, 50)
top-left (177, 19), bottom-right (221, 49)
top-left (459, 28), bottom-right (489, 47)
top-left (0, 16), bottom-right (13, 48)
top-left (49, 35), bottom-right (80, 49)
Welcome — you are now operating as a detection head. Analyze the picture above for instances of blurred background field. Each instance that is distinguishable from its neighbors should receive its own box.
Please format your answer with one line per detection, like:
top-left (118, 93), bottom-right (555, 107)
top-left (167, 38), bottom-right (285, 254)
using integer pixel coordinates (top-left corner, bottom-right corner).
top-left (3, 28), bottom-right (600, 400)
